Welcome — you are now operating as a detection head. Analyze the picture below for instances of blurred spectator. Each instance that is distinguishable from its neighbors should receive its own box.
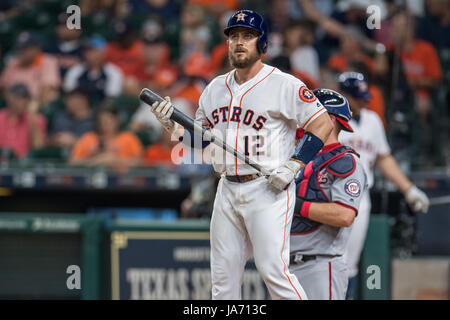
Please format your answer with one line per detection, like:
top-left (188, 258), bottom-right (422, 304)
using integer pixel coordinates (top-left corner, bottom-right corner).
top-left (70, 106), bottom-right (143, 170)
top-left (129, 83), bottom-right (192, 141)
top-left (79, 0), bottom-right (129, 19)
top-left (333, 0), bottom-right (387, 38)
top-left (286, 19), bottom-right (320, 88)
top-left (125, 30), bottom-right (178, 97)
top-left (48, 88), bottom-right (95, 149)
top-left (63, 34), bottom-right (123, 105)
top-left (298, 0), bottom-right (384, 62)
top-left (374, 43), bottom-right (414, 119)
top-left (208, 11), bottom-right (233, 76)
top-left (0, 84), bottom-right (46, 158)
top-left (143, 128), bottom-right (180, 167)
top-left (389, 9), bottom-right (442, 123)
top-left (174, 52), bottom-right (209, 111)
top-left (128, 0), bottom-right (180, 22)
top-left (266, 0), bottom-right (291, 32)
top-left (189, 0), bottom-right (238, 19)
top-left (44, 13), bottom-right (83, 78)
top-left (373, 0), bottom-right (403, 46)
top-left (327, 26), bottom-right (375, 74)
top-left (417, 0), bottom-right (450, 51)
top-left (179, 3), bottom-right (211, 62)
top-left (319, 65), bottom-right (340, 91)
top-left (0, 31), bottom-right (60, 106)
top-left (105, 20), bottom-right (145, 80)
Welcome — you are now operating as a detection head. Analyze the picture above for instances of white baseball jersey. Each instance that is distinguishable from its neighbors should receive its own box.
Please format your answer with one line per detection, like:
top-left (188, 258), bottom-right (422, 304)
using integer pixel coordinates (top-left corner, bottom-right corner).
top-left (339, 108), bottom-right (390, 279)
top-left (204, 64), bottom-right (326, 300)
top-left (338, 108), bottom-right (390, 188)
top-left (195, 63), bottom-right (327, 175)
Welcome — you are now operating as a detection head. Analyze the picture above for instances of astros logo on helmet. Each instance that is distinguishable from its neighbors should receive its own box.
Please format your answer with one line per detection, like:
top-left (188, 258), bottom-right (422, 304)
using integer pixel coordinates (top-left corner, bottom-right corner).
top-left (224, 9), bottom-right (268, 54)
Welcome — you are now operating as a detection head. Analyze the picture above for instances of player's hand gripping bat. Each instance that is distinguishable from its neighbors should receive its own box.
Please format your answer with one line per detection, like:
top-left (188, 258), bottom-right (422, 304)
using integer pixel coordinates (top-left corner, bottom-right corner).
top-left (139, 88), bottom-right (272, 176)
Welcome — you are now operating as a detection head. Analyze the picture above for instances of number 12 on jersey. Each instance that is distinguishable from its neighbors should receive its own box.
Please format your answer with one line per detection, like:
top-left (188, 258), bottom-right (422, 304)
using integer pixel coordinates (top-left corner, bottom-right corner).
top-left (243, 135), bottom-right (265, 156)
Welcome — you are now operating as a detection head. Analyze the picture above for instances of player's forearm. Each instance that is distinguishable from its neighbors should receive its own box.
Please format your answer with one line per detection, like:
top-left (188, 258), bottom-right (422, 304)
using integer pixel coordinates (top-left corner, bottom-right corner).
top-left (376, 154), bottom-right (413, 194)
top-left (305, 112), bottom-right (333, 144)
top-left (306, 202), bottom-right (356, 227)
top-left (291, 113), bottom-right (332, 167)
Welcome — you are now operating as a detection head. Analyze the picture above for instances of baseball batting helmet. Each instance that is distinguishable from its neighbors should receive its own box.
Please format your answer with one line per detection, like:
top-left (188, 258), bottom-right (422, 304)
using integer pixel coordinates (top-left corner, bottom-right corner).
top-left (313, 88), bottom-right (353, 132)
top-left (224, 10), bottom-right (268, 54)
top-left (338, 72), bottom-right (371, 100)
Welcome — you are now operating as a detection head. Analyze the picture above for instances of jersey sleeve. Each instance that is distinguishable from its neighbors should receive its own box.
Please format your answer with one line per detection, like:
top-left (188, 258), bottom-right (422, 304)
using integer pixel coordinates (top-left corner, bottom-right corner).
top-left (195, 84), bottom-right (211, 128)
top-left (330, 155), bottom-right (367, 214)
top-left (280, 77), bottom-right (326, 129)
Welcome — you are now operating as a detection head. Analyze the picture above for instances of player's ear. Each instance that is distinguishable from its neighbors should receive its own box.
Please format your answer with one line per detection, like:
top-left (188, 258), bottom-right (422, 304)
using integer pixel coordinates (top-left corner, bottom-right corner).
top-left (226, 39), bottom-right (230, 48)
top-left (329, 114), bottom-right (337, 130)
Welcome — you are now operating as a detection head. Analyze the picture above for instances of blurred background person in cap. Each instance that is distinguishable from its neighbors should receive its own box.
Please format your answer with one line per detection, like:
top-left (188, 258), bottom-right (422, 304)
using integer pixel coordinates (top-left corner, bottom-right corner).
top-left (63, 34), bottom-right (123, 106)
top-left (0, 83), bottom-right (47, 158)
top-left (0, 31), bottom-right (60, 107)
top-left (48, 87), bottom-right (95, 150)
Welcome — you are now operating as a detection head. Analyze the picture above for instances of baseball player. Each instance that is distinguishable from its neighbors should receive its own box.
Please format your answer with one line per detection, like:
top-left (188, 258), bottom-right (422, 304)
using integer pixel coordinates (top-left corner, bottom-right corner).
top-left (150, 9), bottom-right (334, 300)
top-left (337, 72), bottom-right (430, 299)
top-left (289, 88), bottom-right (367, 300)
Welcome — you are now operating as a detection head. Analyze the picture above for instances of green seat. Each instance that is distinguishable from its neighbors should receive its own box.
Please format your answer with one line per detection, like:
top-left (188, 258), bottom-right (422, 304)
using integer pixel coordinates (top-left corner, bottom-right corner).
top-left (135, 130), bottom-right (159, 147)
top-left (111, 95), bottom-right (141, 130)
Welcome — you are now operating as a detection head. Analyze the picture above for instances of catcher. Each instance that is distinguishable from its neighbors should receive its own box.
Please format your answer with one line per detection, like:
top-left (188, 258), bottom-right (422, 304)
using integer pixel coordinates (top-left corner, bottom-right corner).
top-left (289, 88), bottom-right (367, 300)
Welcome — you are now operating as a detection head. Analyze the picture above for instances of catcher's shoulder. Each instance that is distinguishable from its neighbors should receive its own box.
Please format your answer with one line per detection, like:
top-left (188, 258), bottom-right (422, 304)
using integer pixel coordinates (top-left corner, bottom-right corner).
top-left (327, 152), bottom-right (360, 178)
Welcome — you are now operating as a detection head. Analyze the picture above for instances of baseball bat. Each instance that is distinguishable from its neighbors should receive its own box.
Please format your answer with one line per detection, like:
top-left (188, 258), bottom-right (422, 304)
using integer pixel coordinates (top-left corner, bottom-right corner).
top-left (429, 195), bottom-right (450, 206)
top-left (139, 88), bottom-right (272, 176)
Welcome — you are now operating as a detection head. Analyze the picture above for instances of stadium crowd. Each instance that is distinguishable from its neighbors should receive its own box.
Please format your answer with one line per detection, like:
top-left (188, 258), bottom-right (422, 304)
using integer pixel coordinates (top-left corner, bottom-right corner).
top-left (0, 0), bottom-right (448, 171)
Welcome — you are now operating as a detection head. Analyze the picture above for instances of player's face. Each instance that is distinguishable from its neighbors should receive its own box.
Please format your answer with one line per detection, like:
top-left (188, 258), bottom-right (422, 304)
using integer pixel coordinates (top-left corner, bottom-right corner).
top-left (227, 27), bottom-right (260, 69)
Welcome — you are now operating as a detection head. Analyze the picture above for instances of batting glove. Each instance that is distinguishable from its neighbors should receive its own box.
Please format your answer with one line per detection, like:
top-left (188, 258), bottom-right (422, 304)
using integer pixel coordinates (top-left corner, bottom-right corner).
top-left (405, 185), bottom-right (429, 213)
top-left (268, 159), bottom-right (303, 191)
top-left (151, 96), bottom-right (176, 132)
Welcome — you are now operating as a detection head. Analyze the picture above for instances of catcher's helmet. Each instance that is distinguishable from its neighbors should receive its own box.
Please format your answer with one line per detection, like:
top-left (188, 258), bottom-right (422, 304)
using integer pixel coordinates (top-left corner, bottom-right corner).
top-left (338, 72), bottom-right (371, 100)
top-left (313, 88), bottom-right (353, 132)
top-left (224, 10), bottom-right (268, 54)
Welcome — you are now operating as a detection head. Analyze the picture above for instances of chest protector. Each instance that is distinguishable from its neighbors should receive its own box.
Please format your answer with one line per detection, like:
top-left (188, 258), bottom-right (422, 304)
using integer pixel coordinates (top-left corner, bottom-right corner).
top-left (291, 145), bottom-right (359, 234)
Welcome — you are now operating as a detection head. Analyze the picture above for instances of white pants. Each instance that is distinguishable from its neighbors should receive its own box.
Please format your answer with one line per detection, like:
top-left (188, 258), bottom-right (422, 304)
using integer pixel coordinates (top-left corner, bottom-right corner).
top-left (343, 191), bottom-right (371, 278)
top-left (210, 176), bottom-right (308, 300)
top-left (290, 256), bottom-right (348, 300)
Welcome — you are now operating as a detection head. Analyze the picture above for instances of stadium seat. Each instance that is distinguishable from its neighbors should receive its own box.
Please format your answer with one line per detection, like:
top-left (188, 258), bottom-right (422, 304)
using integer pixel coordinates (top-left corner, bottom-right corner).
top-left (135, 130), bottom-right (159, 148)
